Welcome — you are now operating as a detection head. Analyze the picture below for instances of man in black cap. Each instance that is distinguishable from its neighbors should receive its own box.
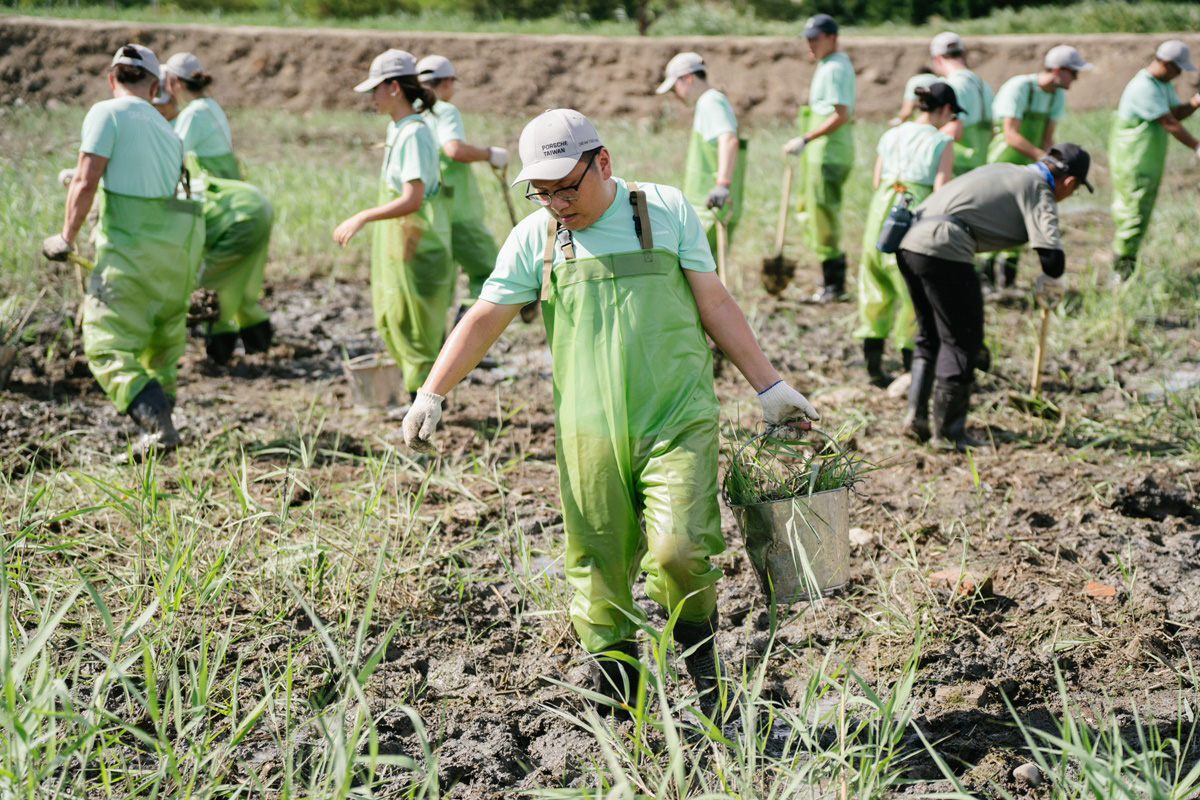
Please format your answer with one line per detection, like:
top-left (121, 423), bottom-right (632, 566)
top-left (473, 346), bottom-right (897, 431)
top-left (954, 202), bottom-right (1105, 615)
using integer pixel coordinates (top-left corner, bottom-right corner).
top-left (896, 144), bottom-right (1093, 450)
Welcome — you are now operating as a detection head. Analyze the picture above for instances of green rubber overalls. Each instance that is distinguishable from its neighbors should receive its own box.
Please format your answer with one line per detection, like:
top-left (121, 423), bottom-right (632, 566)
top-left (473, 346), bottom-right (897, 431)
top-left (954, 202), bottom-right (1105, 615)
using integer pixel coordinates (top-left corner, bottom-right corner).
top-left (797, 106), bottom-right (854, 262)
top-left (82, 188), bottom-right (204, 411)
top-left (683, 129), bottom-right (748, 253)
top-left (192, 152), bottom-right (241, 181)
top-left (854, 180), bottom-right (930, 349)
top-left (441, 149), bottom-right (499, 304)
top-left (1110, 90), bottom-right (1171, 262)
top-left (952, 73), bottom-right (992, 176)
top-left (198, 174), bottom-right (273, 335)
top-left (540, 183), bottom-right (725, 653)
top-left (986, 79), bottom-right (1054, 264)
top-left (371, 118), bottom-right (454, 393)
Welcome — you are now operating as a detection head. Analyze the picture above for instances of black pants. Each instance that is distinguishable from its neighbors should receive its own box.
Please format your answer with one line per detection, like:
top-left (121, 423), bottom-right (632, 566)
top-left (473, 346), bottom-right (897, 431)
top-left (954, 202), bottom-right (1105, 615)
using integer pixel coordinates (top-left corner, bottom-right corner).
top-left (896, 250), bottom-right (983, 385)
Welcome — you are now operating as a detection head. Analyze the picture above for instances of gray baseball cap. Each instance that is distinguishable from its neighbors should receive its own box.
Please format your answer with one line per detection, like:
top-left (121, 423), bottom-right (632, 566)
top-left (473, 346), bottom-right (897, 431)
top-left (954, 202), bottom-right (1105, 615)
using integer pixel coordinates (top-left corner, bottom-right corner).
top-left (110, 44), bottom-right (160, 78)
top-left (930, 32), bottom-right (964, 57)
top-left (512, 109), bottom-right (602, 186)
top-left (162, 51), bottom-right (204, 79)
top-left (802, 14), bottom-right (838, 39)
top-left (1044, 45), bottom-right (1092, 72)
top-left (354, 49), bottom-right (418, 93)
top-left (417, 55), bottom-right (455, 82)
top-left (656, 52), bottom-right (705, 94)
top-left (1156, 40), bottom-right (1196, 72)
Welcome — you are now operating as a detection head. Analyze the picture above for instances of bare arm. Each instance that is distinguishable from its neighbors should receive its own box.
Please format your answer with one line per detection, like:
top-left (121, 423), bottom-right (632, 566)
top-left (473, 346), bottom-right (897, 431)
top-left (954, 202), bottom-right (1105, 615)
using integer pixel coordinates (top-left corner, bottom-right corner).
top-left (872, 155), bottom-right (882, 191)
top-left (1041, 119), bottom-right (1056, 151)
top-left (715, 132), bottom-right (738, 186)
top-left (422, 300), bottom-right (522, 395)
top-left (333, 180), bottom-right (424, 246)
top-left (933, 142), bottom-right (954, 190)
top-left (62, 152), bottom-right (107, 244)
top-left (893, 98), bottom-right (916, 125)
top-left (1159, 112), bottom-right (1200, 150)
top-left (804, 105), bottom-right (850, 142)
top-left (1000, 116), bottom-right (1045, 161)
top-left (443, 139), bottom-right (492, 163)
top-left (940, 118), bottom-right (964, 142)
top-left (1170, 93), bottom-right (1200, 121)
top-left (684, 269), bottom-right (781, 392)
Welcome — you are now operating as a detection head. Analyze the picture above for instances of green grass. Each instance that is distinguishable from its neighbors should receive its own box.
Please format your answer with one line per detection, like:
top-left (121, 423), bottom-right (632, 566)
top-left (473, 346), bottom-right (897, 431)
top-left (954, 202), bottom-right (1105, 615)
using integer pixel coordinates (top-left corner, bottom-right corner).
top-left (4, 0), bottom-right (1200, 37)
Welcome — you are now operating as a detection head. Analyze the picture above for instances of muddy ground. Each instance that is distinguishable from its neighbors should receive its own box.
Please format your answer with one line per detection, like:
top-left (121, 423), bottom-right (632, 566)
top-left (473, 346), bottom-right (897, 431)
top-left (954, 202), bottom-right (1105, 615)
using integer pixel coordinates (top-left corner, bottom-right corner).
top-left (3, 240), bottom-right (1198, 794)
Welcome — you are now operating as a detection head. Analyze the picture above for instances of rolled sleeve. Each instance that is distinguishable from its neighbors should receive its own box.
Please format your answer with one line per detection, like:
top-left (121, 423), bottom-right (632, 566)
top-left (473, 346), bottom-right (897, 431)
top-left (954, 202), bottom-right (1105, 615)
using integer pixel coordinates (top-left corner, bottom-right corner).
top-left (80, 105), bottom-right (116, 159)
top-left (478, 217), bottom-right (545, 305)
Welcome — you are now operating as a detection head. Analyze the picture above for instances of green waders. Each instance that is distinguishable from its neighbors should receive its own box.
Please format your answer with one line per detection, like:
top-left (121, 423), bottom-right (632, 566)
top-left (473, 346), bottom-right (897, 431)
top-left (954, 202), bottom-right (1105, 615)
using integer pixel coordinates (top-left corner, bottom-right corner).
top-left (796, 106), bottom-right (854, 262)
top-left (986, 107), bottom-right (1051, 268)
top-left (682, 129), bottom-right (748, 253)
top-left (441, 155), bottom-right (499, 304)
top-left (191, 152), bottom-right (242, 181)
top-left (854, 181), bottom-right (930, 350)
top-left (82, 189), bottom-right (204, 411)
top-left (199, 175), bottom-right (273, 335)
top-left (371, 167), bottom-right (454, 393)
top-left (540, 183), bottom-right (725, 653)
top-left (952, 120), bottom-right (992, 177)
top-left (1110, 114), bottom-right (1168, 265)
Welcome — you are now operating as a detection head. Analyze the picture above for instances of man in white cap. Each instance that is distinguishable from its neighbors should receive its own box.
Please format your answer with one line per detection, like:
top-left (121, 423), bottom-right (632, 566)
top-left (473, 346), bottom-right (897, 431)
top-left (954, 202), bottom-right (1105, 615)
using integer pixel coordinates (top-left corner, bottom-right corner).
top-left (42, 44), bottom-right (203, 456)
top-left (402, 108), bottom-right (819, 721)
top-left (930, 32), bottom-right (995, 177)
top-left (656, 51), bottom-right (746, 253)
top-left (982, 45), bottom-right (1090, 289)
top-left (783, 13), bottom-right (856, 303)
top-left (1109, 40), bottom-right (1200, 279)
top-left (417, 55), bottom-right (510, 321)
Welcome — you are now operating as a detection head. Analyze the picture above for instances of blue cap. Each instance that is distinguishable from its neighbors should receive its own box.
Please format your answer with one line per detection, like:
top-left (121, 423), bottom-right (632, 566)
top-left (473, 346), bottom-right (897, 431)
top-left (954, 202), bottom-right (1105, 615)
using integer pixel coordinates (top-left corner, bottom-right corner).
top-left (803, 14), bottom-right (838, 38)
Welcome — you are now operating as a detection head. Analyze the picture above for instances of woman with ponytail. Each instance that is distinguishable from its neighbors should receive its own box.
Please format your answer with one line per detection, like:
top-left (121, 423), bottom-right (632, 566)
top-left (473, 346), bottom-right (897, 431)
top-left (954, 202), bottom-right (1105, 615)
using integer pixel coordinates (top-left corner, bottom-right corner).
top-left (161, 52), bottom-right (240, 179)
top-left (333, 49), bottom-right (453, 403)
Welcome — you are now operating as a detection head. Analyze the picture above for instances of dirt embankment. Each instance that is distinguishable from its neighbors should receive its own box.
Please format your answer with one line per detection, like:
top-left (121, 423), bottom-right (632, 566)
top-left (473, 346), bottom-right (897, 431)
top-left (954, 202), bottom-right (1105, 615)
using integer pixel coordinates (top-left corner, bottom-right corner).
top-left (2, 16), bottom-right (1199, 122)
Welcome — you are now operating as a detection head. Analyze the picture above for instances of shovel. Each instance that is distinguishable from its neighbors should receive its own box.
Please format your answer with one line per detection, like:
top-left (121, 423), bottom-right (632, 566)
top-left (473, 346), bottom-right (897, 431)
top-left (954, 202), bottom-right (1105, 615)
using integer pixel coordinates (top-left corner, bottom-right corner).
top-left (715, 217), bottom-right (730, 288)
top-left (495, 164), bottom-right (539, 323)
top-left (762, 161), bottom-right (798, 296)
top-left (1029, 297), bottom-right (1053, 395)
top-left (1008, 294), bottom-right (1060, 419)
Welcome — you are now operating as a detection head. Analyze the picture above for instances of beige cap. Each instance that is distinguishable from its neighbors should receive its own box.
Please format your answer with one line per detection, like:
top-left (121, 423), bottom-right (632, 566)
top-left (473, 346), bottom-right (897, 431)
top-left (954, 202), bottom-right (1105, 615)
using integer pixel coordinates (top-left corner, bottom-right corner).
top-left (354, 49), bottom-right (418, 93)
top-left (417, 55), bottom-right (455, 82)
top-left (110, 43), bottom-right (160, 78)
top-left (1044, 45), bottom-right (1092, 71)
top-left (512, 109), bottom-right (602, 185)
top-left (1156, 40), bottom-right (1196, 72)
top-left (655, 52), bottom-right (704, 94)
top-left (162, 51), bottom-right (204, 79)
top-left (930, 32), bottom-right (964, 57)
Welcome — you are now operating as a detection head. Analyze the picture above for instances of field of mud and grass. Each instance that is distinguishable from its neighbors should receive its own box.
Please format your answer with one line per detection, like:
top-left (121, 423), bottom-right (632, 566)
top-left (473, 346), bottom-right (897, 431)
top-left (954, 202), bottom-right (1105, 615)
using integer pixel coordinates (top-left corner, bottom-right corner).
top-left (2, 102), bottom-right (1199, 797)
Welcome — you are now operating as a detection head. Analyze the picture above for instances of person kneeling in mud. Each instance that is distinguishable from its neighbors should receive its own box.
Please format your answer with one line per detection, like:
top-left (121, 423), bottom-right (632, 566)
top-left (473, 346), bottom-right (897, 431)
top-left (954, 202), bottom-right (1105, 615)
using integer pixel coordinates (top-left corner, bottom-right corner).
top-left (401, 109), bottom-right (820, 722)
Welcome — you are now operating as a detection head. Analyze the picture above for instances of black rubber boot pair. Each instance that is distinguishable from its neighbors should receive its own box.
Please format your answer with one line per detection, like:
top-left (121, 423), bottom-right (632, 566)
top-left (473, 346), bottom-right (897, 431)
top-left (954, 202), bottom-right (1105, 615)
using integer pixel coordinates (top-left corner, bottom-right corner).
top-left (592, 640), bottom-right (641, 720)
top-left (240, 319), bottom-right (273, 354)
top-left (813, 256), bottom-right (846, 304)
top-left (904, 357), bottom-right (934, 442)
top-left (207, 320), bottom-right (273, 365)
top-left (127, 380), bottom-right (181, 454)
top-left (980, 254), bottom-right (1018, 292)
top-left (930, 380), bottom-right (984, 451)
top-left (674, 612), bottom-right (725, 723)
top-left (863, 338), bottom-right (893, 389)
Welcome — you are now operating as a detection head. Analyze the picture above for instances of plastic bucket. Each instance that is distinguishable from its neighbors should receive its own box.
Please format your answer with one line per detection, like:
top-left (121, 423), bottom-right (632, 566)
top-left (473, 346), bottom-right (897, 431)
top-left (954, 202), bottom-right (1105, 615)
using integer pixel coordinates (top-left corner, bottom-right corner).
top-left (341, 353), bottom-right (406, 409)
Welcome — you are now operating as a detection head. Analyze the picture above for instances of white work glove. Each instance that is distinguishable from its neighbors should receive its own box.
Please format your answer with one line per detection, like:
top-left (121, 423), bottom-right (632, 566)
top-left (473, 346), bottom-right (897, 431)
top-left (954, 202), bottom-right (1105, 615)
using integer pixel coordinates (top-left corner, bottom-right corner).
top-left (402, 389), bottom-right (444, 453)
top-left (1035, 273), bottom-right (1065, 303)
top-left (488, 147), bottom-right (509, 168)
top-left (1194, 142), bottom-right (1200, 160)
top-left (57, 168), bottom-right (76, 187)
top-left (42, 234), bottom-right (73, 262)
top-left (706, 183), bottom-right (731, 209)
top-left (782, 136), bottom-right (808, 156)
top-left (758, 380), bottom-right (820, 436)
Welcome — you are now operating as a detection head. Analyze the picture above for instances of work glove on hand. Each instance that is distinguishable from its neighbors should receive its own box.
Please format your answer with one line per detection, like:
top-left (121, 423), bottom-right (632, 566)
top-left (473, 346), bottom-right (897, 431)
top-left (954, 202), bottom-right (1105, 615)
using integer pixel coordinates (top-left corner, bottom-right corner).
top-left (782, 136), bottom-right (808, 156)
top-left (1194, 142), bottom-right (1200, 160)
top-left (1035, 273), bottom-right (1065, 303)
top-left (42, 234), bottom-right (72, 262)
top-left (705, 184), bottom-right (731, 209)
top-left (488, 147), bottom-right (509, 168)
top-left (58, 168), bottom-right (76, 187)
top-left (758, 380), bottom-right (820, 437)
top-left (402, 389), bottom-right (444, 454)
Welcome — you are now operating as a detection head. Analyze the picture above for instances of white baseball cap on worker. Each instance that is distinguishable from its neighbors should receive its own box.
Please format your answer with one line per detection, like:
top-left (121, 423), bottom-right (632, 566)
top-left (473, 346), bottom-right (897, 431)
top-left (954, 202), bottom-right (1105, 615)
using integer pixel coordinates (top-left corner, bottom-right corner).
top-left (110, 43), bottom-right (160, 79)
top-left (511, 109), bottom-right (602, 186)
top-left (1156, 40), bottom-right (1196, 72)
top-left (417, 55), bottom-right (455, 83)
top-left (162, 51), bottom-right (204, 79)
top-left (354, 49), bottom-right (418, 93)
top-left (655, 51), bottom-right (704, 94)
top-left (930, 32), bottom-right (964, 57)
top-left (1044, 45), bottom-right (1092, 72)
top-left (153, 70), bottom-right (171, 104)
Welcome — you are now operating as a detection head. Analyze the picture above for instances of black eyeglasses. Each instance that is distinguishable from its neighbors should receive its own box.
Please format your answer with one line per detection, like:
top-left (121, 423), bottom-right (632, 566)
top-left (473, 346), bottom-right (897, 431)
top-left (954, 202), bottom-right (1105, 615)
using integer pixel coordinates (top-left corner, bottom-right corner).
top-left (525, 152), bottom-right (597, 206)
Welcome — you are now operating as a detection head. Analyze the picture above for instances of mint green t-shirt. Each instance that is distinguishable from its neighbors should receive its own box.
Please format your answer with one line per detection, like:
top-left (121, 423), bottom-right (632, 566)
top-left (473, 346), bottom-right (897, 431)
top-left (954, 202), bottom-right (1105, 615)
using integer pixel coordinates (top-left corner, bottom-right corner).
top-left (479, 177), bottom-right (715, 306)
top-left (382, 115), bottom-right (440, 198)
top-left (992, 74), bottom-right (1066, 121)
top-left (903, 72), bottom-right (939, 101)
top-left (428, 99), bottom-right (467, 146)
top-left (79, 96), bottom-right (184, 198)
top-left (173, 97), bottom-right (234, 158)
top-left (944, 69), bottom-right (994, 129)
top-left (693, 88), bottom-right (738, 141)
top-left (877, 122), bottom-right (952, 187)
top-left (809, 52), bottom-right (856, 118)
top-left (1117, 69), bottom-right (1181, 122)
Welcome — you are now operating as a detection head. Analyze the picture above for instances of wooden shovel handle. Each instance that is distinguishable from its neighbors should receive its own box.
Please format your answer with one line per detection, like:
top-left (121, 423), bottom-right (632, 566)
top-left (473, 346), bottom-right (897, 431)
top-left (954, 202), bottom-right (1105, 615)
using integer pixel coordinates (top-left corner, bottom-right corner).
top-left (1030, 305), bottom-right (1052, 395)
top-left (773, 162), bottom-right (794, 258)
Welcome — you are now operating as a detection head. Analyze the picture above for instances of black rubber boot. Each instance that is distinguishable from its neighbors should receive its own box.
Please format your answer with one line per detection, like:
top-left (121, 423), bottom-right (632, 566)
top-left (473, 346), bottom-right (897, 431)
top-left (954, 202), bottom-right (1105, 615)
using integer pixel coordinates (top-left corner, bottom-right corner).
top-left (205, 330), bottom-right (239, 365)
top-left (999, 254), bottom-right (1018, 289)
top-left (976, 343), bottom-right (992, 374)
top-left (978, 255), bottom-right (997, 292)
top-left (903, 357), bottom-right (934, 443)
top-left (592, 640), bottom-right (641, 720)
top-left (863, 338), bottom-right (893, 389)
top-left (127, 380), bottom-right (180, 452)
top-left (902, 348), bottom-right (913, 372)
top-left (813, 257), bottom-right (846, 304)
top-left (930, 380), bottom-right (984, 451)
top-left (239, 319), bottom-right (273, 354)
top-left (675, 612), bottom-right (725, 723)
top-left (1114, 256), bottom-right (1137, 282)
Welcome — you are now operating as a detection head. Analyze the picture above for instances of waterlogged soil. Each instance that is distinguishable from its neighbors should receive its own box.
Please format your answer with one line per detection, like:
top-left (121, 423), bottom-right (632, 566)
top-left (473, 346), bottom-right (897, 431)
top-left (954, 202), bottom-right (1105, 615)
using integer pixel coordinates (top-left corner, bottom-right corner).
top-left (3, 258), bottom-right (1199, 795)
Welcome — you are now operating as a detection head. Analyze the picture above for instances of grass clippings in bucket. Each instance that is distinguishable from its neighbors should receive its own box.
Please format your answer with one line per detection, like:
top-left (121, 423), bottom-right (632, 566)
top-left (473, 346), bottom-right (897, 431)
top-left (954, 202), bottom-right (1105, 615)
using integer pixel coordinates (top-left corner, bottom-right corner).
top-left (723, 426), bottom-right (872, 507)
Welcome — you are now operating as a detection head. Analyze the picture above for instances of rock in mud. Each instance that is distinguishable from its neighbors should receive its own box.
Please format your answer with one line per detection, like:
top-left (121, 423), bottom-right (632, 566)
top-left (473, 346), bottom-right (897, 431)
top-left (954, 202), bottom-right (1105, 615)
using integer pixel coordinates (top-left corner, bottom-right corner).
top-left (934, 683), bottom-right (987, 708)
top-left (1013, 762), bottom-right (1043, 787)
top-left (848, 526), bottom-right (873, 547)
top-left (1084, 579), bottom-right (1118, 603)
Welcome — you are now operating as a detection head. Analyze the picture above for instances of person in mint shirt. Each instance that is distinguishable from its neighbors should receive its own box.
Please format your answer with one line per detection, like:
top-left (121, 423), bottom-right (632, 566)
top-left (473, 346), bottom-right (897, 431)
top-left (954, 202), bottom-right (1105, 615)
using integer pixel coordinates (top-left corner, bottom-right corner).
top-left (889, 67), bottom-right (938, 127)
top-left (1109, 40), bottom-right (1200, 279)
top-left (416, 55), bottom-right (510, 321)
top-left (982, 45), bottom-right (1090, 289)
top-left (930, 32), bottom-right (994, 177)
top-left (42, 44), bottom-right (203, 456)
top-left (161, 52), bottom-right (240, 180)
top-left (401, 109), bottom-right (820, 722)
top-left (656, 51), bottom-right (747, 253)
top-left (784, 14), bottom-right (856, 303)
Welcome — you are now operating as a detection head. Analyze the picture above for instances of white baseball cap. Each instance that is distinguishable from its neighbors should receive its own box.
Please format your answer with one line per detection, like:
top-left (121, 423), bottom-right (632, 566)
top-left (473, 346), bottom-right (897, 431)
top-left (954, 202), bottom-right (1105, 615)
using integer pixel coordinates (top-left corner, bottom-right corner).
top-left (162, 51), bottom-right (204, 79)
top-left (354, 49), bottom-right (418, 93)
top-left (1044, 45), bottom-right (1092, 72)
top-left (655, 52), bottom-right (704, 95)
top-left (930, 32), bottom-right (964, 57)
top-left (511, 109), bottom-right (603, 186)
top-left (153, 71), bottom-right (171, 104)
top-left (417, 55), bottom-right (455, 82)
top-left (1156, 40), bottom-right (1196, 72)
top-left (110, 44), bottom-right (160, 79)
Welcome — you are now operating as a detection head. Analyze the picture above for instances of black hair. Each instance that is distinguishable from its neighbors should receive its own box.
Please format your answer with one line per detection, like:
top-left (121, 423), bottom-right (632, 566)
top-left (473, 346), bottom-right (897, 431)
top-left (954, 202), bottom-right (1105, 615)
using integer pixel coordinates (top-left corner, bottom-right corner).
top-left (421, 75), bottom-right (449, 89)
top-left (177, 72), bottom-right (214, 92)
top-left (386, 75), bottom-right (438, 114)
top-left (914, 66), bottom-right (935, 76)
top-left (110, 64), bottom-right (153, 86)
top-left (914, 85), bottom-right (953, 113)
top-left (692, 69), bottom-right (707, 81)
top-left (1040, 153), bottom-right (1070, 182)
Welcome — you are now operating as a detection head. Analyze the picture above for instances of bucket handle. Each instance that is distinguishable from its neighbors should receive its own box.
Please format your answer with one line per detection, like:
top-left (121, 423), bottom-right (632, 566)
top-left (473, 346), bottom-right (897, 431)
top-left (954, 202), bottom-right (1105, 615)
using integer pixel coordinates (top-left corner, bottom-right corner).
top-left (723, 426), bottom-right (852, 506)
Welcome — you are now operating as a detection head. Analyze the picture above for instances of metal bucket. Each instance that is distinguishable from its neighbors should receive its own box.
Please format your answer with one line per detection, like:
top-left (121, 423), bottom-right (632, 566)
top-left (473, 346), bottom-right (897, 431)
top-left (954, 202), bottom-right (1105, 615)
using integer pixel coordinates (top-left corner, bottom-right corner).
top-left (341, 353), bottom-right (406, 409)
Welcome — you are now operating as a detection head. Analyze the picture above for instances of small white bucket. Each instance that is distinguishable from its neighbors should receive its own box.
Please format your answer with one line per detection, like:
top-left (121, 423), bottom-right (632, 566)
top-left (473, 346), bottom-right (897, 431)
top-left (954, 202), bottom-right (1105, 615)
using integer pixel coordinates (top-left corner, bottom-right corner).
top-left (341, 353), bottom-right (406, 409)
